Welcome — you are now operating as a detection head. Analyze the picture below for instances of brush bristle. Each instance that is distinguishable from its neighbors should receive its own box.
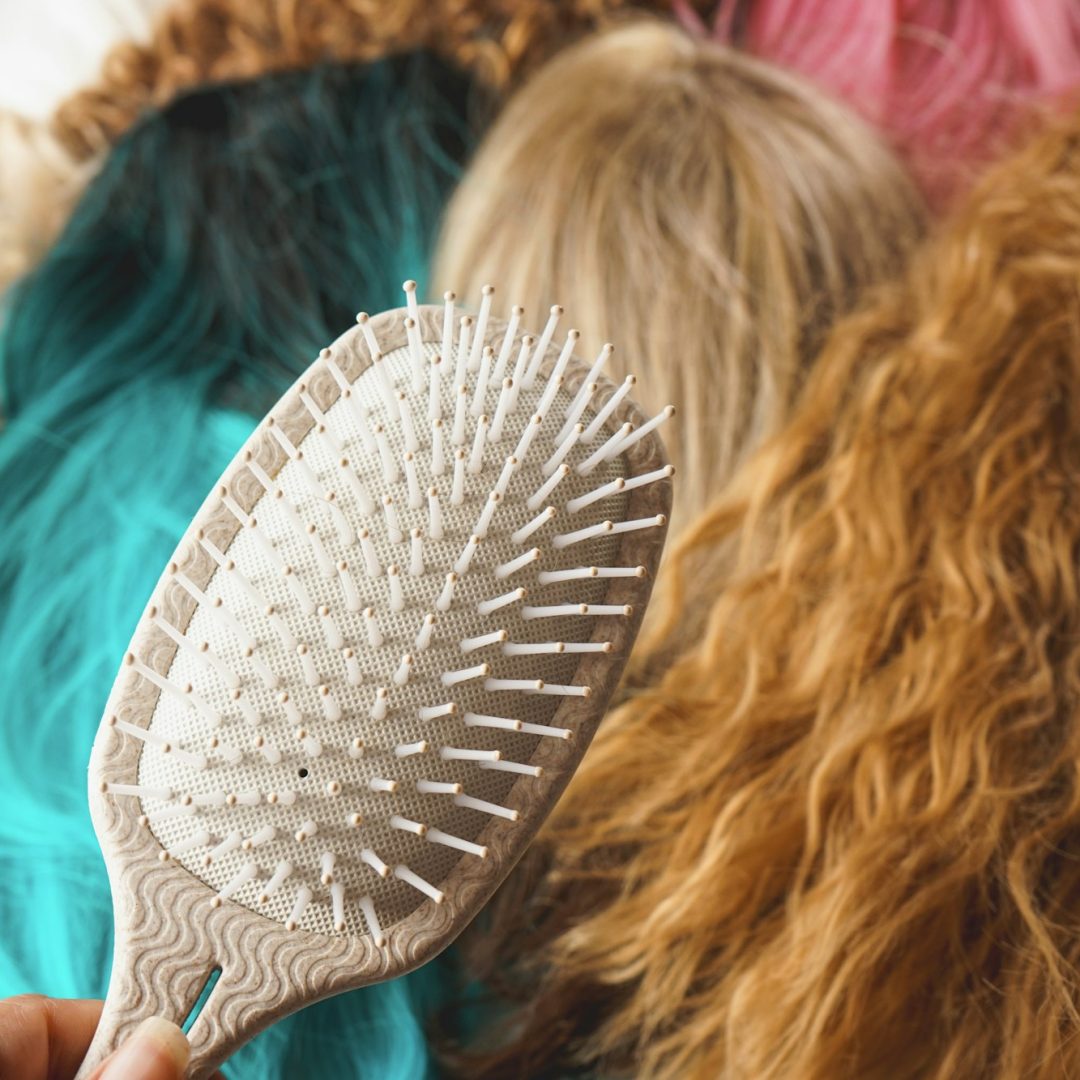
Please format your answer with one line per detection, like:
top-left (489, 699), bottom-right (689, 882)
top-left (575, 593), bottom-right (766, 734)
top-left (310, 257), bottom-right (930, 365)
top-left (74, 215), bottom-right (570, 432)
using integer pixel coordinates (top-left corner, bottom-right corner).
top-left (98, 284), bottom-right (671, 938)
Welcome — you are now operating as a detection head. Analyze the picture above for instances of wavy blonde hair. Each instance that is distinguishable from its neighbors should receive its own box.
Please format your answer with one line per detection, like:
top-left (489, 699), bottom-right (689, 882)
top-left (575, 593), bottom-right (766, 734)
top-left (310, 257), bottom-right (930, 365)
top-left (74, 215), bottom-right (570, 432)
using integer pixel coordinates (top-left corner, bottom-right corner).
top-left (452, 100), bottom-right (1080, 1079)
top-left (433, 20), bottom-right (926, 527)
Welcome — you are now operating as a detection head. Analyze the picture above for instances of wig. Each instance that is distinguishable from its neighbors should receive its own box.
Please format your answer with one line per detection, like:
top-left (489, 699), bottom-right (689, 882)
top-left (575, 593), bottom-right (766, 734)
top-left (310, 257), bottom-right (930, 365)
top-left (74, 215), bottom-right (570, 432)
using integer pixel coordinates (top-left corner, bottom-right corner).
top-left (433, 19), bottom-right (926, 532)
top-left (451, 98), bottom-right (1080, 1078)
top-left (0, 55), bottom-right (477, 1078)
top-left (678, 0), bottom-right (1080, 208)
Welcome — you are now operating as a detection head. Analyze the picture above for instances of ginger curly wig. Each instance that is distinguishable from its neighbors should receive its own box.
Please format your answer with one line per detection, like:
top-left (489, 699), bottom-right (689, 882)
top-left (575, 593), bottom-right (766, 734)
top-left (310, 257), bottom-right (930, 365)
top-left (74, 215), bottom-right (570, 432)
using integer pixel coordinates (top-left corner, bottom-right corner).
top-left (449, 100), bottom-right (1080, 1079)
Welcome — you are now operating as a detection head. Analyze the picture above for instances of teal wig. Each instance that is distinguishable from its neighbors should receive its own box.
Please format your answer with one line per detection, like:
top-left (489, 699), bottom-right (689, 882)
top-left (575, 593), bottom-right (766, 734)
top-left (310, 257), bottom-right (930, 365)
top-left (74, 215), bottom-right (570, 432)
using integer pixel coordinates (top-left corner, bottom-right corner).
top-left (0, 54), bottom-right (479, 1078)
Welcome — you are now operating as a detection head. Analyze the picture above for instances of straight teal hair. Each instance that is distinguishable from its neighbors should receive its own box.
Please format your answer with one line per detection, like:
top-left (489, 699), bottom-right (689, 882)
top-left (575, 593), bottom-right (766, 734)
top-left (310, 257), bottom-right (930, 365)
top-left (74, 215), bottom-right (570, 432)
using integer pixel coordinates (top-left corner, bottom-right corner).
top-left (0, 55), bottom-right (479, 1078)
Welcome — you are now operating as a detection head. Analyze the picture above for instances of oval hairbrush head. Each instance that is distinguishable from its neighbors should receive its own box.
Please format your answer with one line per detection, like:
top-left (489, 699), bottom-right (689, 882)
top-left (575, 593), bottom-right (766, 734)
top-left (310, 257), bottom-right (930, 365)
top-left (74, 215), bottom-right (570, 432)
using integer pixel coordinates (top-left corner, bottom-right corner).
top-left (79, 284), bottom-right (672, 1078)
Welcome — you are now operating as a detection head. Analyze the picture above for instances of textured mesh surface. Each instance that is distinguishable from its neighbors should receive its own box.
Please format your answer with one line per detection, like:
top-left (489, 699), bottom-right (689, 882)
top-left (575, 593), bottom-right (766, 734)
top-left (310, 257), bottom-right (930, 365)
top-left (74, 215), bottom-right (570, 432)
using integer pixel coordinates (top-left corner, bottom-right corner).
top-left (137, 329), bottom-right (633, 937)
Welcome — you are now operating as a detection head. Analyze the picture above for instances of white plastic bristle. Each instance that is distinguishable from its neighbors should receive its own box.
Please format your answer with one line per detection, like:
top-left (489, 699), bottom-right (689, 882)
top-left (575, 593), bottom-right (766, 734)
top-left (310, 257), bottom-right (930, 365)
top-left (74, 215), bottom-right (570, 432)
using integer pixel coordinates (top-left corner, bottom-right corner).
top-left (303, 523), bottom-right (336, 579)
top-left (371, 356), bottom-right (400, 419)
top-left (266, 606), bottom-right (297, 652)
top-left (527, 463), bottom-right (569, 511)
top-left (214, 739), bottom-right (246, 766)
top-left (374, 425), bottom-right (399, 484)
top-left (532, 683), bottom-right (592, 697)
top-left (492, 305), bottom-right (522, 385)
top-left (551, 519), bottom-right (614, 550)
top-left (441, 746), bottom-right (500, 762)
top-left (273, 789), bottom-right (297, 806)
top-left (301, 735), bottom-right (322, 758)
top-left (625, 463), bottom-right (676, 495)
top-left (403, 453), bottom-right (422, 509)
top-left (489, 378), bottom-right (514, 443)
top-left (451, 450), bottom-right (467, 506)
top-left (441, 292), bottom-right (456, 360)
top-left (418, 701), bottom-right (455, 721)
top-left (427, 828), bottom-right (487, 858)
top-left (519, 721), bottom-right (573, 739)
top-left (331, 882), bottom-right (346, 932)
top-left (409, 529), bottom-right (424, 576)
top-left (394, 864), bottom-right (444, 904)
top-left (386, 564), bottom-right (404, 613)
top-left (536, 329), bottom-right (581, 416)
top-left (359, 529), bottom-right (381, 578)
top-left (403, 313), bottom-right (424, 394)
top-left (469, 414), bottom-right (489, 474)
top-left (260, 861), bottom-right (292, 903)
top-left (217, 862), bottom-right (257, 902)
top-left (105, 782), bottom-right (172, 800)
top-left (608, 405), bottom-right (676, 458)
top-left (577, 422), bottom-right (632, 476)
top-left (125, 655), bottom-right (210, 721)
top-left (359, 895), bottom-right (386, 946)
top-left (436, 572), bottom-right (457, 612)
top-left (427, 354), bottom-right (443, 422)
top-left (206, 831), bottom-right (242, 863)
top-left (382, 496), bottom-right (404, 545)
top-left (320, 851), bottom-right (336, 885)
top-left (282, 566), bottom-right (315, 616)
top-left (343, 648), bottom-right (362, 687)
top-left (495, 547), bottom-right (539, 580)
top-left (511, 506), bottom-right (555, 545)
top-left (361, 848), bottom-right (390, 878)
top-left (441, 663), bottom-right (490, 687)
top-left (368, 776), bottom-right (397, 793)
top-left (610, 514), bottom-right (666, 537)
top-left (566, 476), bottom-right (627, 513)
top-left (454, 316), bottom-right (472, 389)
top-left (266, 417), bottom-right (300, 460)
top-left (294, 820), bottom-right (319, 842)
top-left (390, 814), bottom-right (427, 836)
top-left (254, 737), bottom-right (281, 765)
top-left (414, 613), bottom-right (436, 651)
top-left (285, 885), bottom-right (312, 931)
top-left (582, 375), bottom-right (635, 443)
top-left (248, 825), bottom-right (277, 848)
top-left (460, 628), bottom-right (507, 653)
top-left (485, 677), bottom-right (543, 693)
top-left (534, 564), bottom-right (608, 584)
top-left (523, 602), bottom-right (588, 618)
top-left (555, 383), bottom-right (599, 451)
top-left (454, 793), bottom-right (519, 822)
top-left (477, 587), bottom-right (527, 616)
top-left (315, 606), bottom-right (343, 650)
top-left (363, 608), bottom-right (384, 650)
top-left (356, 311), bottom-right (382, 357)
top-left (405, 279), bottom-right (421, 323)
top-left (495, 455), bottom-right (517, 498)
top-left (336, 560), bottom-right (361, 612)
top-left (524, 306), bottom-right (562, 388)
top-left (338, 458), bottom-right (374, 516)
top-left (171, 569), bottom-right (255, 652)
top-left (348, 811), bottom-right (363, 826)
top-left (463, 712), bottom-right (524, 732)
top-left (169, 830), bottom-right (212, 858)
top-left (296, 643), bottom-right (319, 687)
top-left (319, 685), bottom-right (341, 722)
top-left (395, 740), bottom-right (428, 758)
top-left (243, 451), bottom-right (275, 493)
top-left (543, 424), bottom-right (584, 477)
top-left (348, 737), bottom-right (365, 760)
top-left (396, 391), bottom-right (420, 453)
top-left (454, 534), bottom-right (480, 575)
top-left (191, 790), bottom-right (227, 807)
top-left (513, 413), bottom-right (543, 464)
top-left (471, 346), bottom-right (494, 415)
top-left (479, 759), bottom-right (543, 778)
top-left (468, 495), bottom-right (498, 542)
top-left (452, 385), bottom-right (468, 446)
top-left (468, 285), bottom-right (495, 373)
top-left (217, 485), bottom-right (248, 527)
top-left (564, 341), bottom-right (612, 418)
top-left (245, 517), bottom-right (286, 572)
top-left (503, 641), bottom-right (565, 656)
top-left (369, 688), bottom-right (390, 723)
top-left (417, 779), bottom-right (462, 795)
top-left (431, 419), bottom-right (446, 476)
top-left (510, 336), bottom-right (533, 398)
top-left (393, 653), bottom-right (413, 686)
top-left (298, 385), bottom-right (334, 440)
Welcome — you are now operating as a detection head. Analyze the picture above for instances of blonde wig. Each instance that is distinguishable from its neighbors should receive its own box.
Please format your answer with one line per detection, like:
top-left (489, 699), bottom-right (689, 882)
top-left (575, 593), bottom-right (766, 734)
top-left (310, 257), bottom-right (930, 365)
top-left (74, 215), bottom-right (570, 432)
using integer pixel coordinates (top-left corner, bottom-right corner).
top-left (433, 20), bottom-right (926, 528)
top-left (453, 100), bottom-right (1080, 1078)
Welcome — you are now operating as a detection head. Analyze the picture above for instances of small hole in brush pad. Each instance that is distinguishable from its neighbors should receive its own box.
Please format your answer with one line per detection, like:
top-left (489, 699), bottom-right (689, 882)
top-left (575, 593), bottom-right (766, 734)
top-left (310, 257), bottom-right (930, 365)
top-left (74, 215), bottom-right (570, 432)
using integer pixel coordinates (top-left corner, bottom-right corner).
top-left (182, 966), bottom-right (222, 1035)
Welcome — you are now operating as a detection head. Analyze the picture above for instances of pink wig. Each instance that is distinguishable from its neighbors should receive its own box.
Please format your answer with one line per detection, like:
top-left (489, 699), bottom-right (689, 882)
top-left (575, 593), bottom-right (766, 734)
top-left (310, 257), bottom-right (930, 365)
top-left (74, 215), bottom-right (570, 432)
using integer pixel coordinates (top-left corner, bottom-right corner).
top-left (677, 0), bottom-right (1080, 208)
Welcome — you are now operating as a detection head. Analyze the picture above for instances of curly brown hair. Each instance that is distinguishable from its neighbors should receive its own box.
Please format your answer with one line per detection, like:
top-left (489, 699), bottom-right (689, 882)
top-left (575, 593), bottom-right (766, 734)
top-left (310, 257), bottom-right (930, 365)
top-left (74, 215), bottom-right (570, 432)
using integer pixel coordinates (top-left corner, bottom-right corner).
top-left (448, 100), bottom-right (1080, 1078)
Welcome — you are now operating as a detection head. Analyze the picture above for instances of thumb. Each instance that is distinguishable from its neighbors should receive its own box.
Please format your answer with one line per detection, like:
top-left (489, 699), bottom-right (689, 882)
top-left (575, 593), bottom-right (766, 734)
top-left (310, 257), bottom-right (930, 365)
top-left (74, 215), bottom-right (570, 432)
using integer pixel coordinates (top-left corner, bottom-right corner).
top-left (90, 1017), bottom-right (191, 1080)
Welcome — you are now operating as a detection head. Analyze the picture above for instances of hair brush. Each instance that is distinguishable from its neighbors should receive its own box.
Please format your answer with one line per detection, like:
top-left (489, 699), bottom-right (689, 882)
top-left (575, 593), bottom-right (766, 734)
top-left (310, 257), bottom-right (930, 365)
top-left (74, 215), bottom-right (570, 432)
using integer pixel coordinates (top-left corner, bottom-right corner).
top-left (78, 283), bottom-right (673, 1078)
